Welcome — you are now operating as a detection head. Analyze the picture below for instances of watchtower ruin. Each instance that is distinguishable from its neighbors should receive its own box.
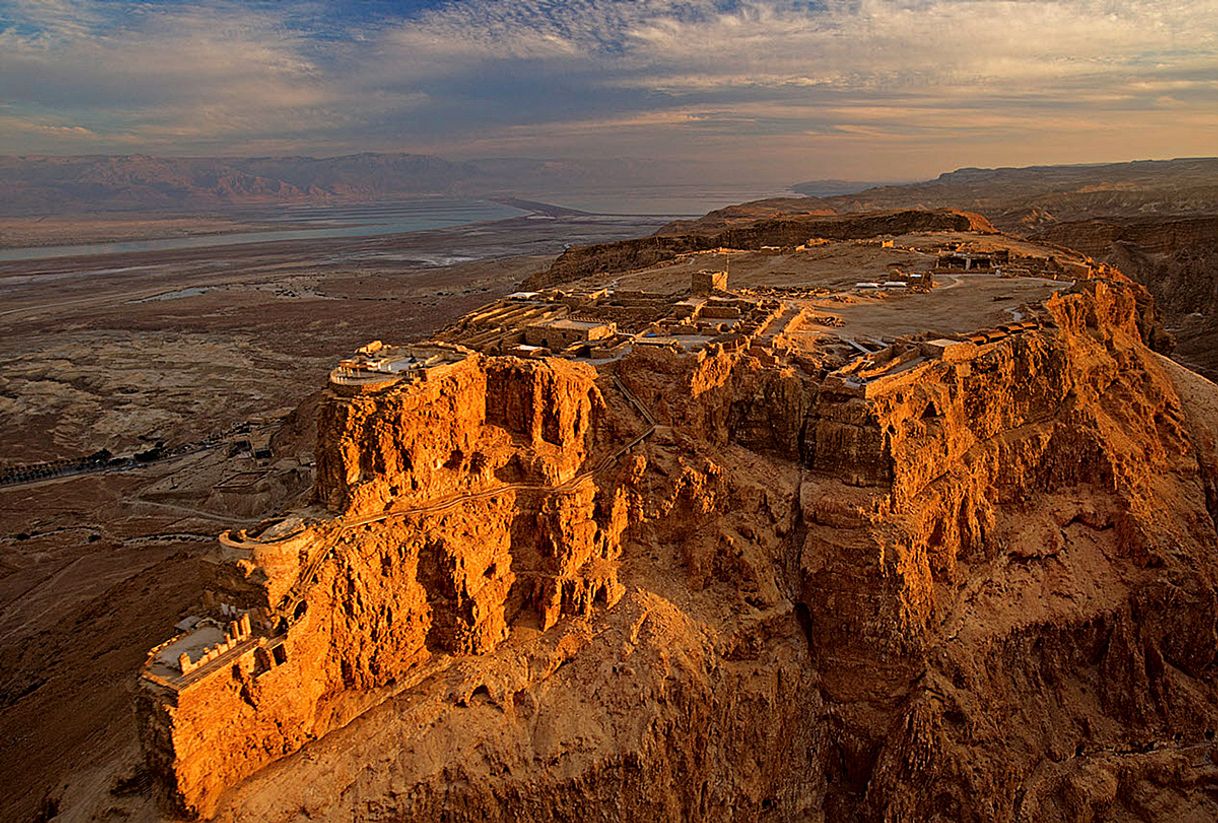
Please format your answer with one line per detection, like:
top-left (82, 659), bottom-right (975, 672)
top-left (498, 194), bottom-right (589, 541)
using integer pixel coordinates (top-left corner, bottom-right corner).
top-left (691, 270), bottom-right (729, 295)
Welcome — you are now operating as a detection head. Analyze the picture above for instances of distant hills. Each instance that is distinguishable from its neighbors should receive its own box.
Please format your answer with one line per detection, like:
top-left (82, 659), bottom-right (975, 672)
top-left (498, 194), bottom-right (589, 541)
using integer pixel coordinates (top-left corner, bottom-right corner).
top-left (6, 153), bottom-right (1216, 227)
top-left (0, 153), bottom-right (692, 216)
top-left (786, 178), bottom-right (907, 198)
top-left (795, 157), bottom-right (1218, 230)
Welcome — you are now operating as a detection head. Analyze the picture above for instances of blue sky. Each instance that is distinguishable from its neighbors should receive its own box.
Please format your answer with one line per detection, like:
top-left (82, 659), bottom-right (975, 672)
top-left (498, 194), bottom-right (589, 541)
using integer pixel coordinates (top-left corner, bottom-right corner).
top-left (1, 0), bottom-right (1216, 181)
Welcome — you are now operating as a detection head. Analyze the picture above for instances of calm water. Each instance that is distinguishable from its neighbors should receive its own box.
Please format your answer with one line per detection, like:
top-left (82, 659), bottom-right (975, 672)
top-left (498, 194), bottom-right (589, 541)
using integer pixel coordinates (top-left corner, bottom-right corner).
top-left (0, 199), bottom-right (529, 262)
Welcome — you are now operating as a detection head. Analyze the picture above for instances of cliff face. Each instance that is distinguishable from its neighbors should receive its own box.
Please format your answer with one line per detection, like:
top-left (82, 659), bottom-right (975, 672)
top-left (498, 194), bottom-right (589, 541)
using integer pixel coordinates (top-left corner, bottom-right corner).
top-left (314, 356), bottom-right (604, 514)
top-left (604, 276), bottom-right (1218, 818)
top-left (1033, 216), bottom-right (1218, 381)
top-left (139, 269), bottom-right (1218, 821)
top-left (796, 279), bottom-right (1218, 818)
top-left (138, 356), bottom-right (634, 818)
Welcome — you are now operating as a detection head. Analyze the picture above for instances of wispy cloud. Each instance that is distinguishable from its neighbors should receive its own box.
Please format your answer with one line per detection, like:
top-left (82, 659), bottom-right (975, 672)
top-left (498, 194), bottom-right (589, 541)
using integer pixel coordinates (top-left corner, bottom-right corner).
top-left (0, 0), bottom-right (1215, 178)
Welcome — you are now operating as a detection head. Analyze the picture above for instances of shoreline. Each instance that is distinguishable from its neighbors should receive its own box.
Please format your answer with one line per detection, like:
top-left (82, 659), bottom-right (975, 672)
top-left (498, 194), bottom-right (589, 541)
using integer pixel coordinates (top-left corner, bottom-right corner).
top-left (0, 212), bottom-right (665, 277)
top-left (0, 198), bottom-right (549, 258)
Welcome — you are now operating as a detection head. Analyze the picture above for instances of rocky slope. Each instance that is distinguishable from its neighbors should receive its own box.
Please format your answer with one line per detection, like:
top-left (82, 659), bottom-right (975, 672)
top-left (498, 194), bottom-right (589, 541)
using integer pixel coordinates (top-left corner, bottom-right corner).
top-left (1032, 216), bottom-right (1218, 381)
top-left (124, 253), bottom-right (1218, 820)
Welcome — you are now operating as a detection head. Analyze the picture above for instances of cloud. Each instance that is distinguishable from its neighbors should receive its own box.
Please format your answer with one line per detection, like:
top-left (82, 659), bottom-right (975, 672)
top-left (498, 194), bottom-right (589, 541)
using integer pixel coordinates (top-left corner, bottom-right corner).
top-left (0, 0), bottom-right (1215, 179)
top-left (0, 1), bottom-right (402, 149)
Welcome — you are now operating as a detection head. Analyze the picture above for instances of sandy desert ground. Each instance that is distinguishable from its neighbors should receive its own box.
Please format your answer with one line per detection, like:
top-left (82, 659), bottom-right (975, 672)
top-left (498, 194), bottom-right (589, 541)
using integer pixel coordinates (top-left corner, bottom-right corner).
top-left (0, 215), bottom-right (303, 249)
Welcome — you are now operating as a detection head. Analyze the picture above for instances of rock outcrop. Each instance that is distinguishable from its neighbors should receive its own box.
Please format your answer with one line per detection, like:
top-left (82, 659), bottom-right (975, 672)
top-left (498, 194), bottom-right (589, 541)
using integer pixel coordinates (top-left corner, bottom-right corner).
top-left (137, 356), bottom-right (635, 818)
top-left (137, 244), bottom-right (1218, 821)
top-left (798, 278), bottom-right (1218, 818)
top-left (1033, 215), bottom-right (1218, 380)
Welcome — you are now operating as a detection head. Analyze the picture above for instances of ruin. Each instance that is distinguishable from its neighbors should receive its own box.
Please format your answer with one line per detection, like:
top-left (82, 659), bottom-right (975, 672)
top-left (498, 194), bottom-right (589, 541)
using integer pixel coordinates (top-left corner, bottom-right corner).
top-left (329, 341), bottom-right (473, 391)
top-left (523, 317), bottom-right (617, 350)
top-left (690, 269), bottom-right (729, 294)
top-left (934, 249), bottom-right (1010, 272)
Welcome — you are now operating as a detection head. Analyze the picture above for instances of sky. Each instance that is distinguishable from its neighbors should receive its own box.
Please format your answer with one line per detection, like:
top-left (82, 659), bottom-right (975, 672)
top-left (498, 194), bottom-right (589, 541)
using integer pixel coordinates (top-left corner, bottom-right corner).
top-left (1, 0), bottom-right (1216, 182)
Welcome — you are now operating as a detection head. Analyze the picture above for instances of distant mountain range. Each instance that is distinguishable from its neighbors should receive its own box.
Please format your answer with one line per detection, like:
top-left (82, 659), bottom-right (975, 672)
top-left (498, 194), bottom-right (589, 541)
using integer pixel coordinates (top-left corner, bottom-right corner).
top-left (795, 157), bottom-right (1218, 229)
top-left (0, 153), bottom-right (696, 216)
top-left (788, 178), bottom-right (908, 198)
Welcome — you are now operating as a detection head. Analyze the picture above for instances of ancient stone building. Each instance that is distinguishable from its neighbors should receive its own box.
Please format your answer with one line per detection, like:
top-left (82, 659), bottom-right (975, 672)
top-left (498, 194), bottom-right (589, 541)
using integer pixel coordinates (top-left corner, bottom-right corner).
top-left (691, 269), bottom-right (729, 294)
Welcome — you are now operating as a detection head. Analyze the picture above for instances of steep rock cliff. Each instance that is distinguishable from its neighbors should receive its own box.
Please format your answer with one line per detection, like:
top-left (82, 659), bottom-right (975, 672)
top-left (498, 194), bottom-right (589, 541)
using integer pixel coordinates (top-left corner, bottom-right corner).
top-left (795, 279), bottom-right (1218, 819)
top-left (138, 356), bottom-right (636, 818)
top-left (143, 274), bottom-right (1218, 822)
top-left (315, 356), bottom-right (604, 514)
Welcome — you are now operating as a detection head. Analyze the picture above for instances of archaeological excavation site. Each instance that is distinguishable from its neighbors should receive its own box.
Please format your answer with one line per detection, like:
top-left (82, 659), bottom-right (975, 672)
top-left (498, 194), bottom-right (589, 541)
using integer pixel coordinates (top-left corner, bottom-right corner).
top-left (111, 207), bottom-right (1218, 821)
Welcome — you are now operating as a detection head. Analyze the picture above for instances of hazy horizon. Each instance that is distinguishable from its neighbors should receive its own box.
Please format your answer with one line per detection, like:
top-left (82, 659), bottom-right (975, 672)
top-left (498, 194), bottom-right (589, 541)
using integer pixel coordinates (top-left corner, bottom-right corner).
top-left (3, 1), bottom-right (1216, 184)
top-left (3, 148), bottom-right (1215, 186)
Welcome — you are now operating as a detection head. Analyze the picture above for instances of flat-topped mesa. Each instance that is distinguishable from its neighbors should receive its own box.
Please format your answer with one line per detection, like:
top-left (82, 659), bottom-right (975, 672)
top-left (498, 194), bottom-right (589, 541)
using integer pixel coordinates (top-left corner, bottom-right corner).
top-left (137, 345), bottom-right (633, 819)
top-left (133, 219), bottom-right (1217, 821)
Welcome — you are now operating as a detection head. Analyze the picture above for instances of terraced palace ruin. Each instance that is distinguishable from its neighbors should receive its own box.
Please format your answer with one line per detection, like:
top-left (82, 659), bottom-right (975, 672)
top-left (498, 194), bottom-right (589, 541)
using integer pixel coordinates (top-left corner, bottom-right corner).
top-left (137, 210), bottom-right (1218, 820)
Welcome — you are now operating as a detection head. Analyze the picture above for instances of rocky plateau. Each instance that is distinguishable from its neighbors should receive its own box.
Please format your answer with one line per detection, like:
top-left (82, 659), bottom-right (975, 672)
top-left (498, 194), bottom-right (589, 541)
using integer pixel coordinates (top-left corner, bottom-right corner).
top-left (102, 208), bottom-right (1218, 821)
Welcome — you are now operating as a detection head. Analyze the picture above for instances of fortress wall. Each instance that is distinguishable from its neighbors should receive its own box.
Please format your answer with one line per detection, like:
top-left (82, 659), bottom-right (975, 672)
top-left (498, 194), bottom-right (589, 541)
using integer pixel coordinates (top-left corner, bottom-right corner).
top-left (138, 624), bottom-right (328, 818)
